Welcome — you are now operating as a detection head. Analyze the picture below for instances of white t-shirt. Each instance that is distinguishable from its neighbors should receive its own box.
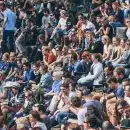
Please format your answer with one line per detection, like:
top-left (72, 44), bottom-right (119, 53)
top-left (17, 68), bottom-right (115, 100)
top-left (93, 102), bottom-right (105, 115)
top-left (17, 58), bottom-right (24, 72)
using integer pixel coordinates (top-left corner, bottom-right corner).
top-left (77, 108), bottom-right (87, 126)
top-left (58, 17), bottom-right (67, 30)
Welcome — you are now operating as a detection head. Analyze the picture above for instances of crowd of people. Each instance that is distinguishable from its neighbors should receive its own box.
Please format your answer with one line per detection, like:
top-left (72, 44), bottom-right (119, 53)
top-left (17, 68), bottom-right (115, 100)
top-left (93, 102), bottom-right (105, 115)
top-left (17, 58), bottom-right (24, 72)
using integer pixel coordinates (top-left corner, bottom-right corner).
top-left (0, 0), bottom-right (130, 130)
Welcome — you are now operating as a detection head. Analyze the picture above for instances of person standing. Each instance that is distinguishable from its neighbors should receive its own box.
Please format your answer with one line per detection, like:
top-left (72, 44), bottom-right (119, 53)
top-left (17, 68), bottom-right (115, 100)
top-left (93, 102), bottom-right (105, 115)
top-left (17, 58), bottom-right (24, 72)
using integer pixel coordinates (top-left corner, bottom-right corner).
top-left (1, 3), bottom-right (16, 52)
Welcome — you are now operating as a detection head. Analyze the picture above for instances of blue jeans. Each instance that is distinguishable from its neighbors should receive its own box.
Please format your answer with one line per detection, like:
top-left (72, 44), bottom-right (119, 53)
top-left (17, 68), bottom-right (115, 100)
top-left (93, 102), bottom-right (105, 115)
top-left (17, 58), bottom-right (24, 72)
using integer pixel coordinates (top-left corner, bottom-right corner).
top-left (57, 112), bottom-right (76, 125)
top-left (3, 30), bottom-right (15, 52)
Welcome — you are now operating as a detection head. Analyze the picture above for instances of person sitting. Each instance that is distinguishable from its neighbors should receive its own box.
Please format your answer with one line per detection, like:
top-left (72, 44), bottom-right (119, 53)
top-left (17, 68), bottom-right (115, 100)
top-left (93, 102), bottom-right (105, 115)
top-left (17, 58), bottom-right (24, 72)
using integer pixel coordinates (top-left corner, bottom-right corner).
top-left (78, 53), bottom-right (104, 91)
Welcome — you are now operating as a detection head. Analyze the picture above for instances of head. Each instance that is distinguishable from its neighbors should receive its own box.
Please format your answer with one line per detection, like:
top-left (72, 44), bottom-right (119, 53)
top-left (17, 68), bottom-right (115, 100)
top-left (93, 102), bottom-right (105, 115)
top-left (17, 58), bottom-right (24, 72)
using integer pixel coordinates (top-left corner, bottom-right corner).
top-left (11, 87), bottom-right (19, 94)
top-left (112, 2), bottom-right (119, 11)
top-left (76, 87), bottom-right (84, 98)
top-left (25, 91), bottom-right (33, 101)
top-left (39, 64), bottom-right (48, 75)
top-left (17, 60), bottom-right (23, 68)
top-left (82, 51), bottom-right (91, 62)
top-left (113, 67), bottom-right (125, 80)
top-left (52, 71), bottom-right (62, 81)
top-left (124, 85), bottom-right (130, 97)
top-left (107, 77), bottom-right (118, 89)
top-left (78, 13), bottom-right (85, 21)
top-left (112, 37), bottom-right (120, 46)
top-left (87, 32), bottom-right (94, 42)
top-left (60, 10), bottom-right (67, 18)
top-left (125, 40), bottom-right (130, 50)
top-left (30, 110), bottom-right (41, 123)
top-left (122, 79), bottom-right (130, 89)
top-left (69, 52), bottom-right (78, 63)
top-left (125, 18), bottom-right (130, 28)
top-left (0, 2), bottom-right (5, 11)
top-left (91, 53), bottom-right (102, 63)
top-left (62, 46), bottom-right (68, 55)
top-left (43, 9), bottom-right (49, 16)
top-left (71, 97), bottom-right (81, 108)
top-left (60, 83), bottom-right (69, 95)
top-left (23, 62), bottom-right (31, 71)
top-left (2, 53), bottom-right (9, 61)
top-left (120, 39), bottom-right (126, 48)
top-left (42, 46), bottom-right (50, 56)
top-left (10, 52), bottom-right (16, 61)
top-left (102, 35), bottom-right (110, 45)
top-left (55, 45), bottom-right (62, 56)
top-left (117, 99), bottom-right (129, 114)
top-left (32, 63), bottom-right (40, 72)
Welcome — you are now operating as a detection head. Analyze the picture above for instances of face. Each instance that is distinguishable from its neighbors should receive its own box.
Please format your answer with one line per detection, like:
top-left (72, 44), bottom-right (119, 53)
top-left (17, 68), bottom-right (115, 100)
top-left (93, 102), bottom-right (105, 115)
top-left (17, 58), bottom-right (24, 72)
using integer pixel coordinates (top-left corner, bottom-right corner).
top-left (126, 20), bottom-right (130, 26)
top-left (125, 42), bottom-right (130, 50)
top-left (76, 90), bottom-right (82, 98)
top-left (12, 88), bottom-right (18, 94)
top-left (113, 71), bottom-right (122, 79)
top-left (23, 65), bottom-right (28, 71)
top-left (110, 82), bottom-right (117, 89)
top-left (56, 48), bottom-right (61, 56)
top-left (96, 17), bottom-right (101, 23)
top-left (17, 61), bottom-right (22, 68)
top-left (91, 55), bottom-right (96, 62)
top-left (78, 15), bottom-right (84, 21)
top-left (112, 38), bottom-right (118, 46)
top-left (0, 3), bottom-right (4, 11)
top-left (120, 40), bottom-right (125, 47)
top-left (102, 37), bottom-right (108, 44)
top-left (25, 94), bottom-right (32, 101)
top-left (33, 65), bottom-right (38, 72)
top-left (60, 87), bottom-right (68, 94)
top-left (2, 54), bottom-right (8, 61)
top-left (124, 86), bottom-right (130, 97)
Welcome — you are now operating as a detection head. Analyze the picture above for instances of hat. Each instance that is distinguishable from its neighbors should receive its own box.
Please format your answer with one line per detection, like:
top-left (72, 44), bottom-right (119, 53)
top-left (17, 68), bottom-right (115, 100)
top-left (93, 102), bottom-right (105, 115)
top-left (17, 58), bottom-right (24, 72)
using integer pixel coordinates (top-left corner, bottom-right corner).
top-left (11, 82), bottom-right (20, 89)
top-left (4, 81), bottom-right (15, 89)
top-left (120, 119), bottom-right (130, 129)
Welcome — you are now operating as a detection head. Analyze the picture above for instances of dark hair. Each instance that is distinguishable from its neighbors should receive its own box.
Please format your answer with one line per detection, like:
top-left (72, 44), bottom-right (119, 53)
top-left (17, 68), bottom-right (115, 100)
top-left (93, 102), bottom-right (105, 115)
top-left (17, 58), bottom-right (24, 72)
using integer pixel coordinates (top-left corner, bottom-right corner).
top-left (32, 127), bottom-right (42, 130)
top-left (30, 110), bottom-right (41, 121)
top-left (107, 77), bottom-right (118, 84)
top-left (38, 104), bottom-right (46, 113)
top-left (71, 97), bottom-right (81, 108)
top-left (114, 67), bottom-right (125, 75)
top-left (62, 82), bottom-right (69, 89)
top-left (23, 62), bottom-right (31, 68)
top-left (92, 53), bottom-right (102, 62)
top-left (40, 64), bottom-right (48, 73)
top-left (71, 53), bottom-right (78, 61)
